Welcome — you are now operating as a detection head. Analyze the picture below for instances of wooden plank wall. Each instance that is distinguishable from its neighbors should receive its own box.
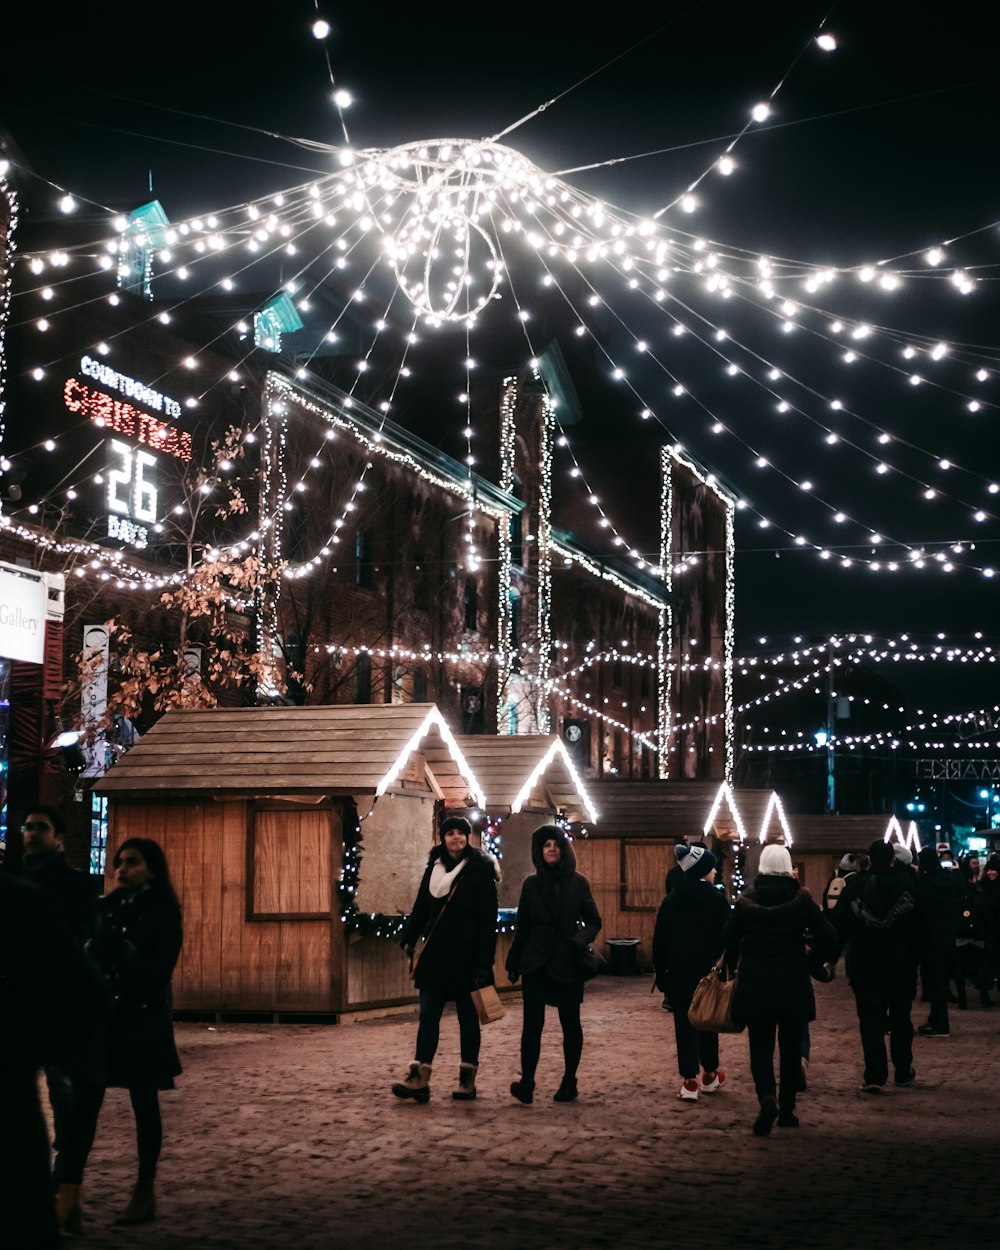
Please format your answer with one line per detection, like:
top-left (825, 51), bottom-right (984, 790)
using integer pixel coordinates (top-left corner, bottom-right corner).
top-left (109, 799), bottom-right (338, 1013)
top-left (574, 838), bottom-right (666, 969)
top-left (345, 931), bottom-right (518, 1008)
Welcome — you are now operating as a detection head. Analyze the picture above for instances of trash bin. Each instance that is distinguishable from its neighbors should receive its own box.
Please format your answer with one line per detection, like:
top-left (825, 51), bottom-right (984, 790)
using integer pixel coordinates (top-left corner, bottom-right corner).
top-left (606, 938), bottom-right (640, 976)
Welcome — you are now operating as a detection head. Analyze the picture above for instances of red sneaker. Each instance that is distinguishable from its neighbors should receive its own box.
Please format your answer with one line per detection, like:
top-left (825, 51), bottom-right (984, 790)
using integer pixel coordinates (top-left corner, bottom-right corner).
top-left (701, 1069), bottom-right (726, 1093)
top-left (677, 1079), bottom-right (699, 1101)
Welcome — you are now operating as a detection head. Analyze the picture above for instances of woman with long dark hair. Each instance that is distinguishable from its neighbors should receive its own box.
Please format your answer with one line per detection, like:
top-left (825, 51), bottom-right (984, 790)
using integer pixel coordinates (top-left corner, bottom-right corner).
top-left (393, 817), bottom-right (500, 1102)
top-left (71, 838), bottom-right (183, 1228)
top-left (505, 825), bottom-right (602, 1104)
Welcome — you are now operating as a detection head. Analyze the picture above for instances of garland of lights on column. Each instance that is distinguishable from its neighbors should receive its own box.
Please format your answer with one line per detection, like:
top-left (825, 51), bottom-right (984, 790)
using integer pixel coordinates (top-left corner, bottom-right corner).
top-left (498, 377), bottom-right (517, 731)
top-left (0, 175), bottom-right (17, 475)
top-left (658, 447), bottom-right (674, 777)
top-left (536, 379), bottom-right (554, 733)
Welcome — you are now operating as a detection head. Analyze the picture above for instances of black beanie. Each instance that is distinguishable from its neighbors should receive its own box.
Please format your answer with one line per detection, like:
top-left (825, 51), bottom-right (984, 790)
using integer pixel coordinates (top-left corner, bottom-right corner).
top-left (868, 840), bottom-right (894, 871)
top-left (439, 816), bottom-right (471, 842)
top-left (917, 846), bottom-right (939, 872)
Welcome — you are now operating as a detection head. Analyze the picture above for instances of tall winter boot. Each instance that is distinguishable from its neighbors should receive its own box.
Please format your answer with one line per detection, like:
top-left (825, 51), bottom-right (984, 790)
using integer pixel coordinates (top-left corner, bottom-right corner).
top-left (452, 1062), bottom-right (478, 1101)
top-left (56, 1182), bottom-right (83, 1235)
top-left (114, 1180), bottom-right (156, 1226)
top-left (391, 1061), bottom-right (432, 1103)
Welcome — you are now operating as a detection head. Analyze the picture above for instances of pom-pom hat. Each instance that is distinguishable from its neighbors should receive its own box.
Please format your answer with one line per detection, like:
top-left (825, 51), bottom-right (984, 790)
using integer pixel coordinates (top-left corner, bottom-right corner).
top-left (675, 843), bottom-right (717, 881)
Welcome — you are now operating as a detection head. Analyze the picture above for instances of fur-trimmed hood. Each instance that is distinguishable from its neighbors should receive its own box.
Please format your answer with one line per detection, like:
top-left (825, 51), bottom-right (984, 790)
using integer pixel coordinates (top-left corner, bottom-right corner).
top-left (530, 825), bottom-right (578, 877)
top-left (739, 875), bottom-right (812, 915)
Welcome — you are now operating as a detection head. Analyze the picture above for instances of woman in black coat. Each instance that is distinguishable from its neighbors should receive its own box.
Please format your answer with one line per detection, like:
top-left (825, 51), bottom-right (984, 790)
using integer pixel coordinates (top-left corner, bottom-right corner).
top-left (393, 817), bottom-right (500, 1103)
top-left (723, 844), bottom-right (837, 1137)
top-left (78, 838), bottom-right (183, 1227)
top-left (652, 844), bottom-right (731, 1101)
top-left (505, 825), bottom-right (602, 1104)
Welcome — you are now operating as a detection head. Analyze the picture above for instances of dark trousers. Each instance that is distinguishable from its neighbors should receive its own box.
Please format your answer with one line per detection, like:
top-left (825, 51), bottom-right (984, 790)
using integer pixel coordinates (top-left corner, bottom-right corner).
top-left (955, 944), bottom-right (989, 1006)
top-left (747, 1015), bottom-right (802, 1111)
top-left (853, 978), bottom-right (914, 1084)
top-left (673, 1001), bottom-right (719, 1080)
top-left (923, 949), bottom-right (951, 1032)
top-left (519, 973), bottom-right (583, 1084)
top-left (415, 989), bottom-right (481, 1066)
top-left (43, 1064), bottom-right (77, 1186)
top-left (63, 1085), bottom-right (163, 1184)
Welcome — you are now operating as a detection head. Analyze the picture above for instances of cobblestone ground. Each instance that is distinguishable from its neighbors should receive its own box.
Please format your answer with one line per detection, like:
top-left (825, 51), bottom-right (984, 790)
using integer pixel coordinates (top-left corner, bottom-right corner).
top-left (64, 975), bottom-right (998, 1250)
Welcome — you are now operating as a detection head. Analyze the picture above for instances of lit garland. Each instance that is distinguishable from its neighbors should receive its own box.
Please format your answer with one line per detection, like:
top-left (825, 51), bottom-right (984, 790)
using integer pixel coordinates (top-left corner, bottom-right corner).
top-left (0, 172), bottom-right (18, 485)
top-left (658, 445), bottom-right (673, 777)
top-left (536, 381), bottom-right (553, 732)
top-left (498, 376), bottom-right (517, 730)
top-left (660, 444), bottom-right (737, 778)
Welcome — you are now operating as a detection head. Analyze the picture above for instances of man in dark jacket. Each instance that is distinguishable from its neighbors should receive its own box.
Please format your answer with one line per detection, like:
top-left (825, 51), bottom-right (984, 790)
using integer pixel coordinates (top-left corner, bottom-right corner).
top-left (832, 839), bottom-right (920, 1091)
top-left (0, 875), bottom-right (101, 1249)
top-left (18, 806), bottom-right (96, 1207)
top-left (653, 845), bottom-right (731, 1101)
top-left (916, 845), bottom-right (960, 1037)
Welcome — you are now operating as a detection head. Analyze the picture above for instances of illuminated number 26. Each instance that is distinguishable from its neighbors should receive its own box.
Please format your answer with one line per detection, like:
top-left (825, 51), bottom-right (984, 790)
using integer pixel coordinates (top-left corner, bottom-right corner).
top-left (107, 439), bottom-right (158, 524)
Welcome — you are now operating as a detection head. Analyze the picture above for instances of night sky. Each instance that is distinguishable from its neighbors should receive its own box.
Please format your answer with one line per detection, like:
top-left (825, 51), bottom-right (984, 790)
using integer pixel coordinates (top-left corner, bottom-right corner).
top-left (4, 0), bottom-right (999, 680)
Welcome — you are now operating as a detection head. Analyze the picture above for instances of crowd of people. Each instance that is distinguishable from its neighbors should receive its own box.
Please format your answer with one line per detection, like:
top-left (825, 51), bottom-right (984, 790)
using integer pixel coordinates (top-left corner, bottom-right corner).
top-left (2, 807), bottom-right (182, 1246)
top-left (652, 836), bottom-right (1000, 1137)
top-left (7, 799), bottom-right (1000, 1240)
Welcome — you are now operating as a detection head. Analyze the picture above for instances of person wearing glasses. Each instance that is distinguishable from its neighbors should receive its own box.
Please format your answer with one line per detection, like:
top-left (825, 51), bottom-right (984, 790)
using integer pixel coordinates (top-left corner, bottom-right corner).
top-left (18, 806), bottom-right (98, 1234)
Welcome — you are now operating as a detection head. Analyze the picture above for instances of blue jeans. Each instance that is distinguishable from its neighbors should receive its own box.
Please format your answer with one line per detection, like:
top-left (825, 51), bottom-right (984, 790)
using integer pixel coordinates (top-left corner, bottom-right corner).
top-left (415, 989), bottom-right (481, 1065)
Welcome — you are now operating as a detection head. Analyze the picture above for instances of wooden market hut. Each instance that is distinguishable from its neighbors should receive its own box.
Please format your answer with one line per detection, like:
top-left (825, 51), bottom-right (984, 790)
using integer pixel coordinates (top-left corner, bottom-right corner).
top-left (569, 780), bottom-right (787, 967)
top-left (455, 734), bottom-right (598, 912)
top-left (94, 703), bottom-right (489, 1018)
top-left (777, 813), bottom-right (918, 898)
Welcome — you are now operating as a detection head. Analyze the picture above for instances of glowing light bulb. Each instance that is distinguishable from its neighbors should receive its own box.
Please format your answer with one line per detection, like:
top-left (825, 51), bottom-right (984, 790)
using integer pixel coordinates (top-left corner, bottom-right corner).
top-left (59, 194), bottom-right (76, 214)
top-left (751, 103), bottom-right (770, 122)
top-left (312, 18), bottom-right (331, 38)
top-left (333, 89), bottom-right (352, 109)
top-left (680, 195), bottom-right (697, 213)
top-left (816, 33), bottom-right (837, 51)
top-left (717, 156), bottom-right (735, 176)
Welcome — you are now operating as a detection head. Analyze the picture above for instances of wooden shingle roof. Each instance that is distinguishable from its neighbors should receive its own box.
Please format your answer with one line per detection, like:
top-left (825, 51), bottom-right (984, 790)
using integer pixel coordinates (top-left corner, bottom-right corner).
top-left (95, 703), bottom-right (485, 805)
top-left (456, 735), bottom-right (598, 823)
top-left (783, 814), bottom-right (901, 852)
top-left (579, 780), bottom-right (784, 840)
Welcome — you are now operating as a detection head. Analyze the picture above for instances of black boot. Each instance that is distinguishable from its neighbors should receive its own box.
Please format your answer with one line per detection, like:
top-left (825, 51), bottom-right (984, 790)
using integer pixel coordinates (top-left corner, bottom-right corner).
top-left (510, 1078), bottom-right (534, 1104)
top-left (752, 1096), bottom-right (779, 1137)
top-left (553, 1075), bottom-right (578, 1102)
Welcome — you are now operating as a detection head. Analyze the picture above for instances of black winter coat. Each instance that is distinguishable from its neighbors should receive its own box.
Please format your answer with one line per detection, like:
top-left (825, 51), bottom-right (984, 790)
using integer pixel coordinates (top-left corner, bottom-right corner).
top-left (831, 867), bottom-right (919, 987)
top-left (916, 867), bottom-right (960, 951)
top-left (88, 887), bottom-right (182, 1089)
top-left (505, 832), bottom-right (601, 984)
top-left (400, 846), bottom-right (499, 1000)
top-left (652, 878), bottom-right (730, 1003)
top-left (723, 876), bottom-right (838, 1026)
top-left (22, 850), bottom-right (94, 942)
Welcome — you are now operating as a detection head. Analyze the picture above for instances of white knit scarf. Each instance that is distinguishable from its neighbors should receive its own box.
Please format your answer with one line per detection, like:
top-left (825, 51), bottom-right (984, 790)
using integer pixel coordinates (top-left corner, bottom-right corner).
top-left (429, 856), bottom-right (467, 898)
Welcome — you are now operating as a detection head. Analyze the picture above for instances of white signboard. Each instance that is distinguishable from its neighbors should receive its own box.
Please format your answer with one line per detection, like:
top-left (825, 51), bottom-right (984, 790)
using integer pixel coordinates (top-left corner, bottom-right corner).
top-left (0, 564), bottom-right (47, 664)
top-left (81, 623), bottom-right (110, 776)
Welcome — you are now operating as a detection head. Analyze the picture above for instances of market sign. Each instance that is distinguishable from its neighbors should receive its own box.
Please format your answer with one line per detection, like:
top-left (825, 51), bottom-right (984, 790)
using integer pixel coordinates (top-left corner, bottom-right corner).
top-left (0, 563), bottom-right (47, 663)
top-left (62, 356), bottom-right (192, 550)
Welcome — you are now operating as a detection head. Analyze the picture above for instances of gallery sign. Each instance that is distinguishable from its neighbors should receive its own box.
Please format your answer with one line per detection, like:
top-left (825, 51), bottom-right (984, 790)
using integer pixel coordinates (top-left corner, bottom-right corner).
top-left (0, 563), bottom-right (47, 663)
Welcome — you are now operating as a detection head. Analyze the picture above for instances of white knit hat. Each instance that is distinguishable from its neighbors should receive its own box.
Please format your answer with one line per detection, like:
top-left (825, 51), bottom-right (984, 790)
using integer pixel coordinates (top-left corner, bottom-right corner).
top-left (758, 845), bottom-right (794, 876)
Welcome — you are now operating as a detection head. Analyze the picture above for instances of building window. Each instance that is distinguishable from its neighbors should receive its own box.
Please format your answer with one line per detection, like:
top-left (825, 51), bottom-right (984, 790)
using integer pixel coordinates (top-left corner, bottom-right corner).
top-left (641, 664), bottom-right (650, 698)
top-left (506, 699), bottom-right (519, 735)
top-left (509, 589), bottom-right (521, 671)
top-left (613, 657), bottom-right (624, 687)
top-left (413, 553), bottom-right (428, 612)
top-left (355, 653), bottom-right (372, 704)
top-left (90, 793), bottom-right (108, 877)
top-left (464, 577), bottom-right (478, 631)
top-left (355, 529), bottom-right (373, 589)
top-left (413, 667), bottom-right (428, 702)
